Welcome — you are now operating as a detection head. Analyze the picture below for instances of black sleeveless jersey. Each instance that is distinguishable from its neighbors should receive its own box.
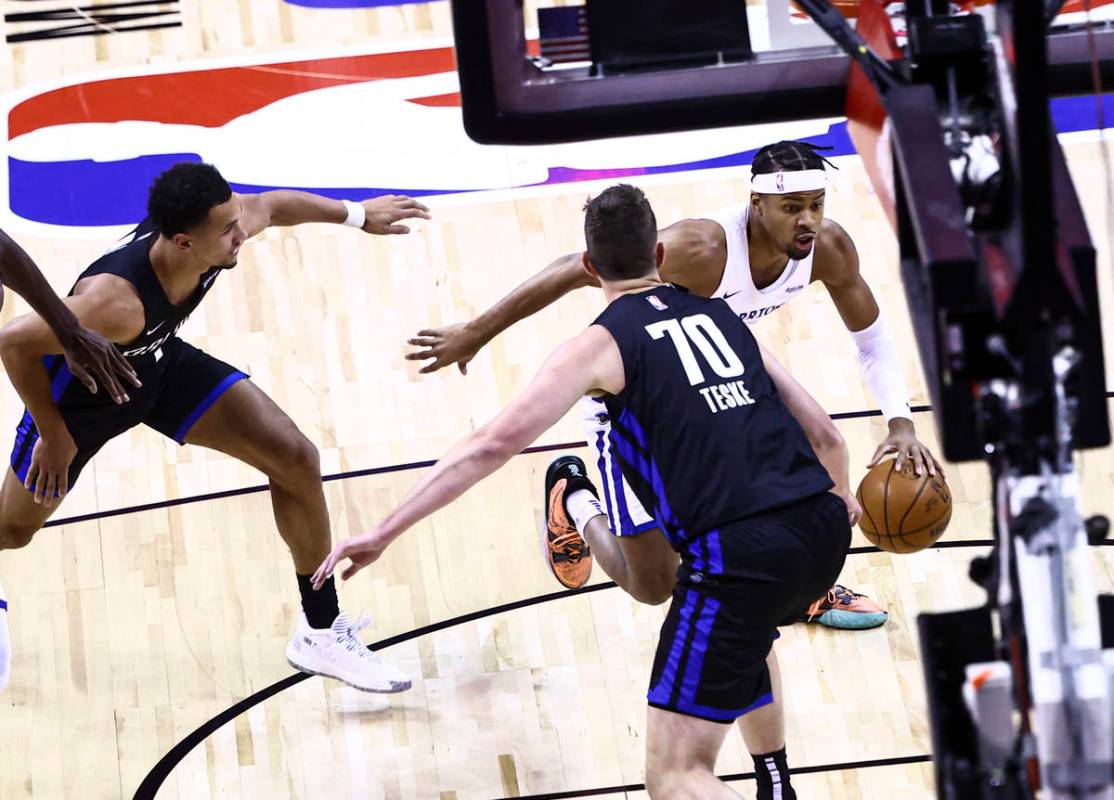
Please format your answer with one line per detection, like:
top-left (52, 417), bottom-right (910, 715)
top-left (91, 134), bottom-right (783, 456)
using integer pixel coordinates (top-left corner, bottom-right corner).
top-left (74, 218), bottom-right (223, 365)
top-left (593, 284), bottom-right (833, 548)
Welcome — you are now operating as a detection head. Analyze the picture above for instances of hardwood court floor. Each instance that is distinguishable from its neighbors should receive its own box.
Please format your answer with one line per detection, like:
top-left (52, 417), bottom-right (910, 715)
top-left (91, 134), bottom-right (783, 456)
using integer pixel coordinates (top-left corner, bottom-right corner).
top-left (1, 3), bottom-right (1113, 798)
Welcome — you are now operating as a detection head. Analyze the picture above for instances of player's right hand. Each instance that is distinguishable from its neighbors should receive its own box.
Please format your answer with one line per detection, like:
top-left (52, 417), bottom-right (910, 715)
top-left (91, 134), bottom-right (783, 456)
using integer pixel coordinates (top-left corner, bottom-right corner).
top-left (311, 528), bottom-right (394, 588)
top-left (60, 324), bottom-right (141, 404)
top-left (25, 431), bottom-right (77, 506)
top-left (406, 322), bottom-right (484, 375)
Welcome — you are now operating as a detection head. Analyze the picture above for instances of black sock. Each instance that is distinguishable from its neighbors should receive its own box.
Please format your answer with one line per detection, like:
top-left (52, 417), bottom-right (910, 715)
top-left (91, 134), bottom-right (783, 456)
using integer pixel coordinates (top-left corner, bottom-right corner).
top-left (752, 746), bottom-right (795, 800)
top-left (297, 574), bottom-right (340, 629)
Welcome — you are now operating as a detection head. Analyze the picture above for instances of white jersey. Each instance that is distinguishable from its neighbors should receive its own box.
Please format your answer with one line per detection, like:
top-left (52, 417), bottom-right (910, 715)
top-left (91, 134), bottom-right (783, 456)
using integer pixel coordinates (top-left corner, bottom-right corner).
top-left (701, 203), bottom-right (815, 324)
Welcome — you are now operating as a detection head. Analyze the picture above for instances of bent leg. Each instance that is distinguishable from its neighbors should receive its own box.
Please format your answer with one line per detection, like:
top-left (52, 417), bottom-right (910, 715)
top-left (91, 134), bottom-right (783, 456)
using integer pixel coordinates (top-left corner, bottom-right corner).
top-left (0, 466), bottom-right (61, 550)
top-left (645, 706), bottom-right (740, 799)
top-left (606, 524), bottom-right (678, 605)
top-left (180, 379), bottom-right (328, 573)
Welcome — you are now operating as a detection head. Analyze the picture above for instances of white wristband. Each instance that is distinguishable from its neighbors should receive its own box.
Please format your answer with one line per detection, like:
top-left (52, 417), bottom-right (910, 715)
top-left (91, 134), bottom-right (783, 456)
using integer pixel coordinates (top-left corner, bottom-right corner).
top-left (341, 199), bottom-right (366, 229)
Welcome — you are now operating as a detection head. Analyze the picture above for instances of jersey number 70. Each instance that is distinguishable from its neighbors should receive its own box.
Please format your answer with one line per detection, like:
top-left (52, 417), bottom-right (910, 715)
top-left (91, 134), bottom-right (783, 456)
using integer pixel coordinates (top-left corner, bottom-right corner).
top-left (645, 315), bottom-right (745, 387)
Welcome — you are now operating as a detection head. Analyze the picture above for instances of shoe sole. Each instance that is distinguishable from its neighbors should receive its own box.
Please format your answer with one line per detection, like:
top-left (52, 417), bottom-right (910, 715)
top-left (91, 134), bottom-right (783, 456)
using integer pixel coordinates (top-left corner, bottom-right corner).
top-left (540, 510), bottom-right (580, 590)
top-left (542, 457), bottom-right (591, 590)
top-left (286, 655), bottom-right (412, 693)
top-left (813, 609), bottom-right (888, 630)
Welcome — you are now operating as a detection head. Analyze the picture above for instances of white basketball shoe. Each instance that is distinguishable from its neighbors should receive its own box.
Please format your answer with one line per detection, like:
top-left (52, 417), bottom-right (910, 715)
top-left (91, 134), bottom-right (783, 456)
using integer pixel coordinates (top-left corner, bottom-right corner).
top-left (286, 611), bottom-right (411, 693)
top-left (0, 576), bottom-right (10, 692)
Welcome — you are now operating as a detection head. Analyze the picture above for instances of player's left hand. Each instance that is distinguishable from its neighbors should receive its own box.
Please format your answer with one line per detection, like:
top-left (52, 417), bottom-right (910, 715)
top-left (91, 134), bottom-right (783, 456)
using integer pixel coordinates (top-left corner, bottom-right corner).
top-left (360, 195), bottom-right (431, 235)
top-left (835, 489), bottom-right (863, 526)
top-left (868, 418), bottom-right (943, 478)
top-left (311, 529), bottom-right (393, 589)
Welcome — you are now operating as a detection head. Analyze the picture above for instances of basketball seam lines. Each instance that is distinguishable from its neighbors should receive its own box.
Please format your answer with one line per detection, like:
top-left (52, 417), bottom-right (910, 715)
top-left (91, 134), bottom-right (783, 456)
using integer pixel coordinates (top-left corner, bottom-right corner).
top-left (899, 506), bottom-right (953, 537)
top-left (896, 473), bottom-right (931, 535)
top-left (886, 463), bottom-right (917, 553)
top-left (858, 485), bottom-right (880, 538)
top-left (881, 460), bottom-right (895, 542)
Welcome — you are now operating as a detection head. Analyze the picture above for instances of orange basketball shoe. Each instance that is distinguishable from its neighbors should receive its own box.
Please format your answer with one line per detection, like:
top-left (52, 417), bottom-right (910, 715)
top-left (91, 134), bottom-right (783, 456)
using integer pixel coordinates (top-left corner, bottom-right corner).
top-left (541, 456), bottom-right (596, 590)
top-left (803, 584), bottom-right (888, 630)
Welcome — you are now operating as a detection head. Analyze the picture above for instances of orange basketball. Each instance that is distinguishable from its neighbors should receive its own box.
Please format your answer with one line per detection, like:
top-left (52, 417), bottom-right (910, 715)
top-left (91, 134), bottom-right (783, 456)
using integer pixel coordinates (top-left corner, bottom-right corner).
top-left (856, 459), bottom-right (952, 554)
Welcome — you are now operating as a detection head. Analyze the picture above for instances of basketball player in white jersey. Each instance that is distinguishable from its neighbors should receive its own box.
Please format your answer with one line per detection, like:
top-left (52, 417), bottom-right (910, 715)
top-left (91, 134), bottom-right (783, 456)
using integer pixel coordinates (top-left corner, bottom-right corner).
top-left (408, 140), bottom-right (940, 629)
top-left (317, 184), bottom-right (860, 799)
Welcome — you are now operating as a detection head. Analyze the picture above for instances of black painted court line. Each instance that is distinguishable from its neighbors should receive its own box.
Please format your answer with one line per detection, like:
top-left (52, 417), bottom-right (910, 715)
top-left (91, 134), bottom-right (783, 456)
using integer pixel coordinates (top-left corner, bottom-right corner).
top-left (47, 403), bottom-right (931, 529)
top-left (43, 439), bottom-right (590, 528)
top-left (512, 754), bottom-right (935, 799)
top-left (134, 574), bottom-right (935, 798)
top-left (132, 581), bottom-right (617, 799)
top-left (77, 393), bottom-right (1114, 794)
top-left (47, 397), bottom-right (1114, 532)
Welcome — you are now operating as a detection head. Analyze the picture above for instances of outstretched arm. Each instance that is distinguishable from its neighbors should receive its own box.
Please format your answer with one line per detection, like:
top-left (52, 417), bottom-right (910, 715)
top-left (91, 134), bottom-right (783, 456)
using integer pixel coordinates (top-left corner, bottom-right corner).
top-left (0, 229), bottom-right (139, 403)
top-left (237, 191), bottom-right (430, 238)
top-left (407, 251), bottom-right (596, 375)
top-left (814, 219), bottom-right (941, 476)
top-left (407, 218), bottom-right (723, 375)
top-left (313, 325), bottom-right (624, 586)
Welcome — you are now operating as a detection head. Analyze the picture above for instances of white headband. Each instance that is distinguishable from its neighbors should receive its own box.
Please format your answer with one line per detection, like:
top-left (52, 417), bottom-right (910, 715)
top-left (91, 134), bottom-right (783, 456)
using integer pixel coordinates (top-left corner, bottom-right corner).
top-left (750, 169), bottom-right (827, 195)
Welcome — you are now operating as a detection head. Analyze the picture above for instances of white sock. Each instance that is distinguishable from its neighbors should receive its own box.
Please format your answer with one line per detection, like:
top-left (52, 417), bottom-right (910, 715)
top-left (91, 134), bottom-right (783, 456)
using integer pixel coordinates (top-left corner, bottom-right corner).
top-left (566, 489), bottom-right (606, 535)
top-left (0, 576), bottom-right (9, 692)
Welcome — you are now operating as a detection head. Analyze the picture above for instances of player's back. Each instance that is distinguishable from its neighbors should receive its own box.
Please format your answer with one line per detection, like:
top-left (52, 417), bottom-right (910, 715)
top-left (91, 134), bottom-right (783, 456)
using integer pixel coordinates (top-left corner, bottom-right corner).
top-left (592, 284), bottom-right (832, 552)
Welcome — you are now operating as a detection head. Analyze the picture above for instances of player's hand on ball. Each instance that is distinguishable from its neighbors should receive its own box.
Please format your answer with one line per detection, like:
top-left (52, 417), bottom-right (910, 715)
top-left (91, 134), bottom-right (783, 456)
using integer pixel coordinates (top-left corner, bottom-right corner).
top-left (312, 529), bottom-right (392, 589)
top-left (360, 195), bottom-right (431, 235)
top-left (869, 418), bottom-right (943, 478)
top-left (407, 322), bottom-right (484, 375)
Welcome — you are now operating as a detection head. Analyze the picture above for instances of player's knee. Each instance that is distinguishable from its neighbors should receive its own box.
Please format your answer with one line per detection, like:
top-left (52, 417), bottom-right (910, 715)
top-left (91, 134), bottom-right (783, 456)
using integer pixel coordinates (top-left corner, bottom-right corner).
top-left (272, 433), bottom-right (321, 487)
top-left (630, 581), bottom-right (672, 606)
top-left (644, 765), bottom-right (706, 799)
top-left (629, 569), bottom-right (674, 605)
top-left (0, 522), bottom-right (38, 550)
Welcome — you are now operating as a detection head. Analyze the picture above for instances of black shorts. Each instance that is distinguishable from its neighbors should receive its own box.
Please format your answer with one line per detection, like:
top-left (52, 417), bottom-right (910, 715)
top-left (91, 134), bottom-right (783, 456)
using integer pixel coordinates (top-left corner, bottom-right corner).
top-left (10, 337), bottom-right (247, 490)
top-left (647, 491), bottom-right (851, 722)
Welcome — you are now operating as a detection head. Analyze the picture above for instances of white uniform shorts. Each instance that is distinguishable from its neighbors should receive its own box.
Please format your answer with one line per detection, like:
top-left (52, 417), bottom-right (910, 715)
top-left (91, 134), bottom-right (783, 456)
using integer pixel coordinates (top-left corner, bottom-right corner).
top-left (578, 395), bottom-right (660, 537)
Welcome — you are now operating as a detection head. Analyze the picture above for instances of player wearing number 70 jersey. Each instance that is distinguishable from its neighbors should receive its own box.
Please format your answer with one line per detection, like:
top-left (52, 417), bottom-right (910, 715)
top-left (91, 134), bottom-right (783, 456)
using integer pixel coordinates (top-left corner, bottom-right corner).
top-left (410, 140), bottom-right (939, 629)
top-left (315, 185), bottom-right (860, 799)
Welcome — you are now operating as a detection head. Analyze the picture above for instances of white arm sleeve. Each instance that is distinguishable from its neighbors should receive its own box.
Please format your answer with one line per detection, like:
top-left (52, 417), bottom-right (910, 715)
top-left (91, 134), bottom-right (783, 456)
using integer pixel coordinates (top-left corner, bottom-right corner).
top-left (849, 312), bottom-right (912, 422)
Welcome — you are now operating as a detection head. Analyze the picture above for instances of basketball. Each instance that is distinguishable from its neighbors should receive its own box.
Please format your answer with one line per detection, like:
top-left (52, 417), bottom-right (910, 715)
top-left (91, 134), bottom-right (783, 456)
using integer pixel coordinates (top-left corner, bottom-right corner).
top-left (857, 459), bottom-right (952, 554)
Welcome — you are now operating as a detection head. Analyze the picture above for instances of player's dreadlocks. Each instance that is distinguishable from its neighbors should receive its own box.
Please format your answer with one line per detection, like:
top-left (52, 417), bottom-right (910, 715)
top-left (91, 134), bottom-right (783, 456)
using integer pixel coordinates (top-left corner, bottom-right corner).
top-left (751, 141), bottom-right (838, 176)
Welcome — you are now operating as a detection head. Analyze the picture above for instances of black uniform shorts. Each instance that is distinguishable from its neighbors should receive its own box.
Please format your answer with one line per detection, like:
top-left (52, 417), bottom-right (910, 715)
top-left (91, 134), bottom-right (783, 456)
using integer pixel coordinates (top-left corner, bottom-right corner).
top-left (647, 491), bottom-right (852, 722)
top-left (10, 337), bottom-right (247, 490)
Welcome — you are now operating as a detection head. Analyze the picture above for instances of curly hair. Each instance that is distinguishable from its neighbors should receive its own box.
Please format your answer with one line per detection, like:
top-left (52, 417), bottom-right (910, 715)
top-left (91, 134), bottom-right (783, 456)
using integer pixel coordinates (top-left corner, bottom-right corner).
top-left (147, 162), bottom-right (232, 236)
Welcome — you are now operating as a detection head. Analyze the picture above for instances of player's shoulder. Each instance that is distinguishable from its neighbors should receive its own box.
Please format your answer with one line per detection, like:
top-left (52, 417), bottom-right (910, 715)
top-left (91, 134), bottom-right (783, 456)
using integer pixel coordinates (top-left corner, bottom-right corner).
top-left (658, 217), bottom-right (726, 290)
top-left (661, 216), bottom-right (724, 254)
top-left (813, 218), bottom-right (859, 284)
top-left (816, 217), bottom-right (855, 251)
top-left (72, 273), bottom-right (143, 313)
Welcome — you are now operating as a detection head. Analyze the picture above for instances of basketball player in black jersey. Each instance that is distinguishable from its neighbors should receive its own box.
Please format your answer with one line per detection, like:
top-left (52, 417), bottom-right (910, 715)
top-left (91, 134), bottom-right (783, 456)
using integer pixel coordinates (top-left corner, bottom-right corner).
top-left (313, 185), bottom-right (858, 799)
top-left (0, 162), bottom-right (429, 694)
top-left (0, 228), bottom-right (141, 691)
